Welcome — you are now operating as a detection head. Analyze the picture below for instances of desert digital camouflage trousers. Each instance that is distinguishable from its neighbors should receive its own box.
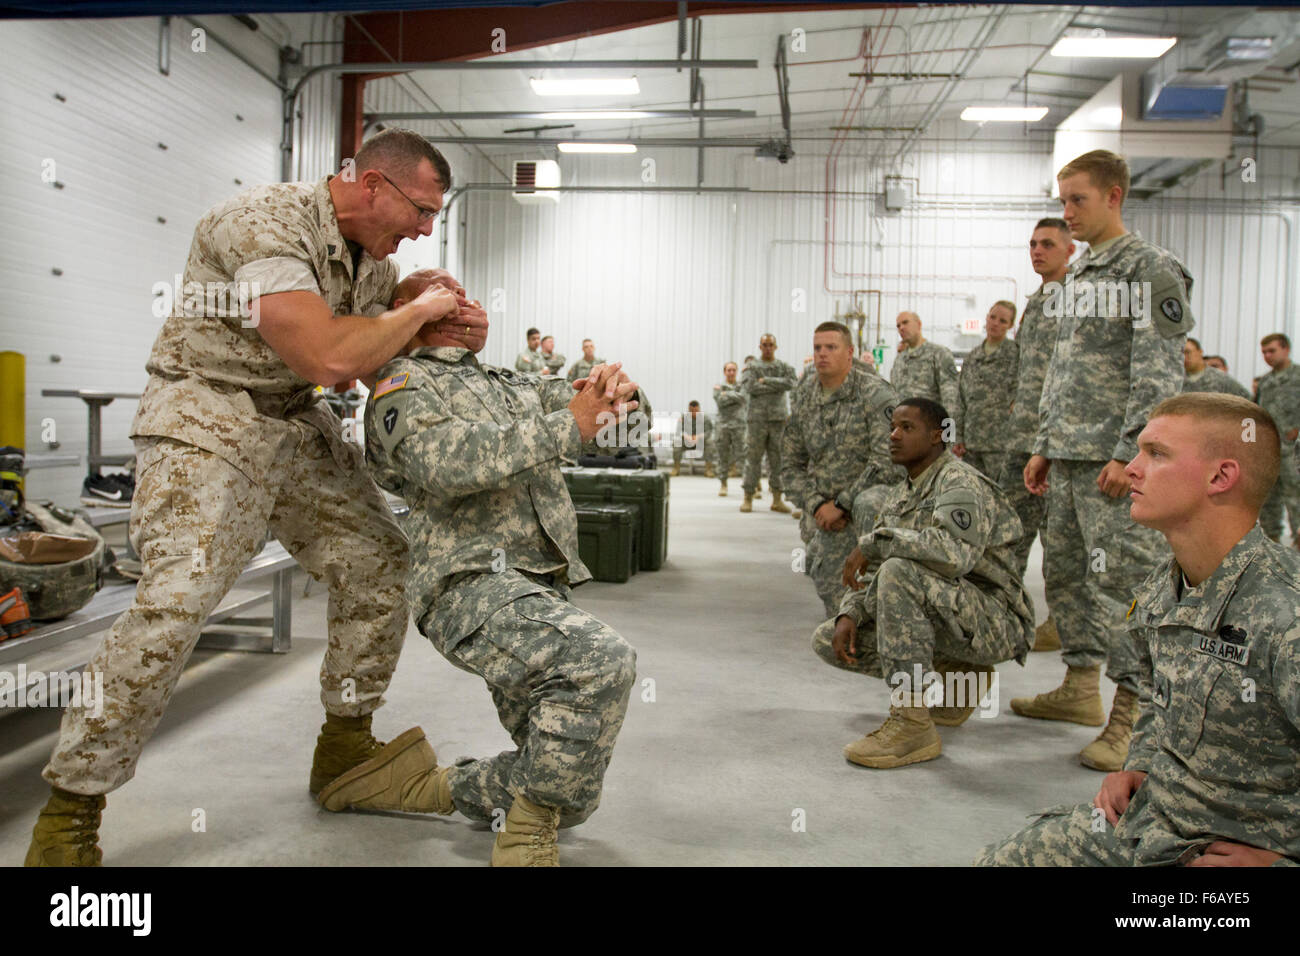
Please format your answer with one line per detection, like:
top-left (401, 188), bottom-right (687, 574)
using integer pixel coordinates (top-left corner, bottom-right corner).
top-left (743, 418), bottom-right (786, 494)
top-left (811, 556), bottom-right (1028, 679)
top-left (963, 450), bottom-right (1046, 580)
top-left (714, 424), bottom-right (745, 479)
top-left (44, 425), bottom-right (410, 794)
top-left (974, 803), bottom-right (1137, 866)
top-left (1042, 459), bottom-right (1168, 693)
top-left (440, 590), bottom-right (636, 821)
top-left (1260, 442), bottom-right (1300, 543)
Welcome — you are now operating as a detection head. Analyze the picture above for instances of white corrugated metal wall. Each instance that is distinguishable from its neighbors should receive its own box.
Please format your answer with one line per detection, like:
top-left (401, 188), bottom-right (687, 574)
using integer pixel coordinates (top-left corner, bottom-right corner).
top-left (456, 128), bottom-right (1298, 422)
top-left (1, 16), bottom-right (285, 505)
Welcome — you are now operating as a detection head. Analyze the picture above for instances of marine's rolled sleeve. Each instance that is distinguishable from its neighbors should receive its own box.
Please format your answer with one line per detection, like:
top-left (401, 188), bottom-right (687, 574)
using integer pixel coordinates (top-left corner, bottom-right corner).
top-left (210, 208), bottom-right (323, 299)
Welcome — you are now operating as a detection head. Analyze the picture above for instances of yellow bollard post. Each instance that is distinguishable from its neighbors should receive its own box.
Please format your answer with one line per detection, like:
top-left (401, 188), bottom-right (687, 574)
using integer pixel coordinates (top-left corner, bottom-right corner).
top-left (0, 351), bottom-right (25, 496)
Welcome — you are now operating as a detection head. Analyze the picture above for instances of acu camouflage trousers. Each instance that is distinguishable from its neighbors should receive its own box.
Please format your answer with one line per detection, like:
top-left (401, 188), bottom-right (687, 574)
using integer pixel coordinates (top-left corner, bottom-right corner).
top-left (440, 590), bottom-right (636, 821)
top-left (743, 418), bottom-right (786, 495)
top-left (1042, 459), bottom-right (1168, 693)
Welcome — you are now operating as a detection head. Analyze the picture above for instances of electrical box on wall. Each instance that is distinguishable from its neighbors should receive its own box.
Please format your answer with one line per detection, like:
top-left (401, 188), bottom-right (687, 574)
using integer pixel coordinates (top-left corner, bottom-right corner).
top-left (884, 179), bottom-right (911, 211)
top-left (513, 160), bottom-right (561, 205)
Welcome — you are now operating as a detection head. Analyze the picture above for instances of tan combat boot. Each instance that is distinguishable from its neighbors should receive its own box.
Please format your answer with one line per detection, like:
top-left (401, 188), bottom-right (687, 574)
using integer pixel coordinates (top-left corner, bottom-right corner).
top-left (25, 788), bottom-right (105, 867)
top-left (729, 465), bottom-right (741, 478)
top-left (317, 727), bottom-right (454, 814)
top-left (1009, 665), bottom-right (1104, 726)
top-left (310, 712), bottom-right (389, 795)
top-left (1079, 686), bottom-right (1139, 772)
top-left (769, 492), bottom-right (792, 514)
top-left (670, 464), bottom-right (680, 477)
top-left (1032, 616), bottom-right (1061, 652)
top-left (491, 794), bottom-right (560, 867)
top-left (791, 510), bottom-right (802, 520)
top-left (930, 660), bottom-right (996, 727)
top-left (704, 463), bottom-right (716, 478)
top-left (718, 479), bottom-right (728, 497)
top-left (739, 494), bottom-right (753, 513)
top-left (843, 706), bottom-right (942, 768)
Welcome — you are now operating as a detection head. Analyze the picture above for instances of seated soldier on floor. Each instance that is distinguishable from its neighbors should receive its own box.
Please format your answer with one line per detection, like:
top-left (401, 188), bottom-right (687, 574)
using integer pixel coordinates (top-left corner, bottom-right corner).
top-left (318, 270), bottom-right (639, 867)
top-left (977, 394), bottom-right (1300, 867)
top-left (811, 397), bottom-right (1034, 768)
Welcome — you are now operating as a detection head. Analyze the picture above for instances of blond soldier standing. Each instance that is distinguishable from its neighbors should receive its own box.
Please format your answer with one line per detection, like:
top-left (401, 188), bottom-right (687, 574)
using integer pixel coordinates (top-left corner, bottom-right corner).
top-left (24, 129), bottom-right (486, 866)
top-left (1015, 150), bottom-right (1193, 772)
top-left (979, 396), bottom-right (1300, 866)
top-left (889, 311), bottom-right (959, 413)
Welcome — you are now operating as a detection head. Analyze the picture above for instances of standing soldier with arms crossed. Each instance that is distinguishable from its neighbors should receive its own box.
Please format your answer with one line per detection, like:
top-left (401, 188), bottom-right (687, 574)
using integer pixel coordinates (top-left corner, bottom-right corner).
top-left (741, 334), bottom-right (797, 514)
top-left (1007, 219), bottom-right (1076, 651)
top-left (1014, 150), bottom-right (1193, 772)
top-left (713, 361), bottom-right (747, 495)
top-left (1256, 333), bottom-right (1300, 547)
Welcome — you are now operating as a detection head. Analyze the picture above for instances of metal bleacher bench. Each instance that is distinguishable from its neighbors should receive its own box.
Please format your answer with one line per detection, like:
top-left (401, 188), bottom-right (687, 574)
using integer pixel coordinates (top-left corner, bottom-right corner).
top-left (0, 539), bottom-right (297, 682)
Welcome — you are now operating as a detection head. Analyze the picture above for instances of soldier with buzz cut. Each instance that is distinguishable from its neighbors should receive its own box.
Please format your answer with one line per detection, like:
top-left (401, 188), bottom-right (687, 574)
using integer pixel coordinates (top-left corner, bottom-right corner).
top-left (784, 321), bottom-right (902, 617)
top-left (1015, 149), bottom-right (1193, 774)
top-left (741, 333), bottom-right (797, 514)
top-left (1257, 333), bottom-right (1300, 547)
top-left (811, 398), bottom-right (1034, 768)
top-left (321, 272), bottom-right (639, 866)
top-left (889, 311), bottom-right (959, 414)
top-left (1182, 337), bottom-right (1251, 400)
top-left (566, 338), bottom-right (605, 383)
top-left (979, 394), bottom-right (1300, 867)
top-left (539, 335), bottom-right (565, 376)
top-left (713, 361), bottom-right (747, 495)
top-left (671, 400), bottom-right (715, 477)
top-left (1009, 218), bottom-right (1076, 651)
top-left (516, 327), bottom-right (545, 373)
top-left (24, 128), bottom-right (485, 867)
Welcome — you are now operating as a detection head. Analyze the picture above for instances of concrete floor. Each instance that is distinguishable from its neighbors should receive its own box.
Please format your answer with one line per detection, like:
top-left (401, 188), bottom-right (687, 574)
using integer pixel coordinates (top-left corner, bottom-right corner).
top-left (0, 475), bottom-right (1116, 866)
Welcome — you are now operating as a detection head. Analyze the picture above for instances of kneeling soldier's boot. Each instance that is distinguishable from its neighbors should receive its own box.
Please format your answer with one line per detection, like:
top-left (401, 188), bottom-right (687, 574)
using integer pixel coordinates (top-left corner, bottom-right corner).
top-left (739, 494), bottom-right (753, 513)
top-left (492, 794), bottom-right (560, 867)
top-left (310, 712), bottom-right (388, 795)
top-left (1032, 616), bottom-right (1061, 652)
top-left (317, 727), bottom-right (454, 815)
top-left (843, 705), bottom-right (942, 769)
top-left (718, 479), bottom-right (728, 497)
top-left (25, 787), bottom-right (105, 867)
top-left (1079, 685), bottom-right (1139, 772)
top-left (1009, 665), bottom-right (1104, 726)
top-left (930, 659), bottom-right (995, 727)
top-left (704, 463), bottom-right (716, 478)
top-left (769, 492), bottom-right (792, 514)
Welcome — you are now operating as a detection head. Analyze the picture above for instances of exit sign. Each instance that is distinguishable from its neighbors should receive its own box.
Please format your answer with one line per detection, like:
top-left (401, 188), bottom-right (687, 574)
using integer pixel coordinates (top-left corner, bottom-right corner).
top-left (962, 315), bottom-right (982, 335)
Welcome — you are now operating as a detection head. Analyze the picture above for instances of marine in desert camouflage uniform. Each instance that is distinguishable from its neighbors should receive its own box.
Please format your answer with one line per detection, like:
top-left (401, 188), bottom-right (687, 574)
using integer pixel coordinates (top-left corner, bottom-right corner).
top-left (25, 129), bottom-right (481, 867)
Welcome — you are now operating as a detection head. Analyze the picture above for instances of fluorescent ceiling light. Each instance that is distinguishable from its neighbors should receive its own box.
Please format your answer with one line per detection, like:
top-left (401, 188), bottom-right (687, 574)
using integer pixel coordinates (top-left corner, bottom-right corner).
top-left (1051, 36), bottom-right (1177, 58)
top-left (556, 142), bottom-right (637, 154)
top-left (539, 111), bottom-right (653, 120)
top-left (960, 106), bottom-right (1049, 122)
top-left (531, 77), bottom-right (640, 96)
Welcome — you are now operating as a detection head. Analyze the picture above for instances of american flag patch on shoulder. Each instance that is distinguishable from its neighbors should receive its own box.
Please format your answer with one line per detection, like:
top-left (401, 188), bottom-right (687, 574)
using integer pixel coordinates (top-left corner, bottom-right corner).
top-left (373, 373), bottom-right (410, 398)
